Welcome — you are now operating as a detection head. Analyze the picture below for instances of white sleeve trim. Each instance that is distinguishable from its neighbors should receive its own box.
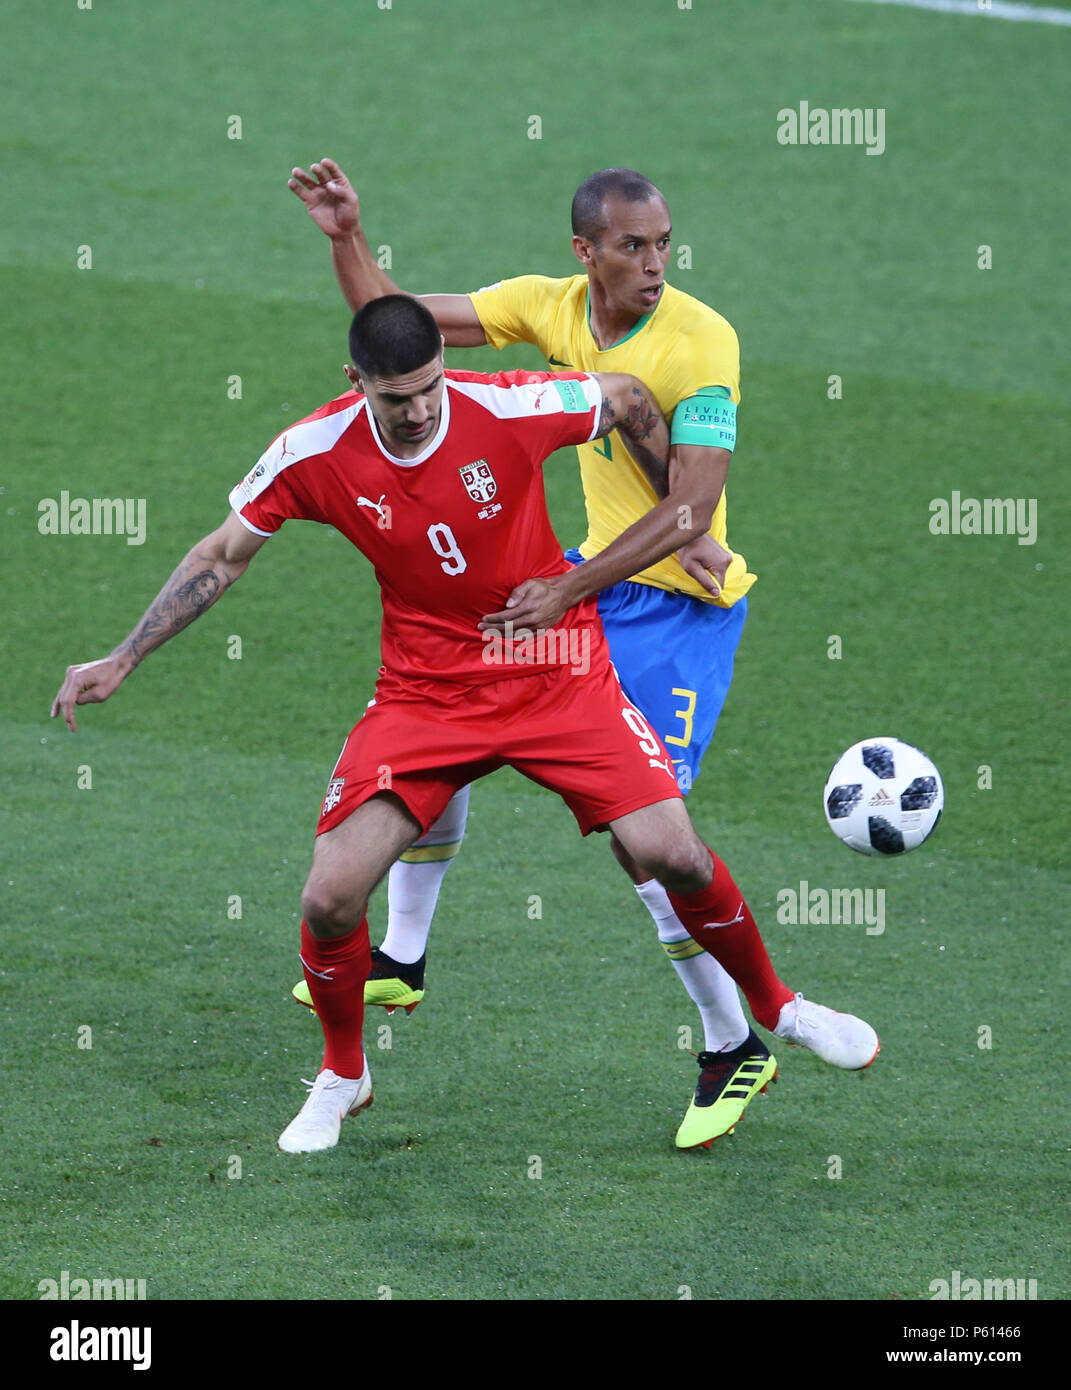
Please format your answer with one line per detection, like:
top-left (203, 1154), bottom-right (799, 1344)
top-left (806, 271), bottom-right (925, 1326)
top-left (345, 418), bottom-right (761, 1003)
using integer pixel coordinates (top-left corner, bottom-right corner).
top-left (229, 400), bottom-right (364, 513)
top-left (580, 375), bottom-right (603, 443)
top-left (230, 506), bottom-right (273, 538)
top-left (448, 372), bottom-right (602, 425)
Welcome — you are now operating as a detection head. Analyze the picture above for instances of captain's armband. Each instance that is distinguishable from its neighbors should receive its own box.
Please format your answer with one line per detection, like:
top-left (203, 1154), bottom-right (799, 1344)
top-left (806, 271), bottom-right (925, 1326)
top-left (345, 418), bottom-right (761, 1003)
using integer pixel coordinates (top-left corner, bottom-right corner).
top-left (670, 385), bottom-right (737, 452)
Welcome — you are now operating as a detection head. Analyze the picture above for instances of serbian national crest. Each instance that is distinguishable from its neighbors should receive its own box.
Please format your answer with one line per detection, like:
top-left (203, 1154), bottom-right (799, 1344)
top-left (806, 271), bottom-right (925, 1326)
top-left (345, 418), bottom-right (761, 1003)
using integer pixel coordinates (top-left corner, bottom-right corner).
top-left (322, 778), bottom-right (345, 817)
top-left (459, 459), bottom-right (497, 503)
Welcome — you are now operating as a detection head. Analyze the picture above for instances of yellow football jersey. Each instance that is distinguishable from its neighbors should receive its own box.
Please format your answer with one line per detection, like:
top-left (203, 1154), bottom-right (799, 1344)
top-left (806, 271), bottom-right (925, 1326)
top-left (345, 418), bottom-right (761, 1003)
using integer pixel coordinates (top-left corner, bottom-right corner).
top-left (469, 273), bottom-right (755, 606)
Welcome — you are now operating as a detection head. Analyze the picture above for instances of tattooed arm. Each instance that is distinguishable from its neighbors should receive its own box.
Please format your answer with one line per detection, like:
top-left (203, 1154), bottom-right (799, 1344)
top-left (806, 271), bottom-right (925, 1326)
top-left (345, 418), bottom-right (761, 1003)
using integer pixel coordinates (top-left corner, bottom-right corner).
top-left (595, 377), bottom-right (671, 496)
top-left (596, 379), bottom-right (732, 596)
top-left (51, 512), bottom-right (267, 732)
top-left (480, 371), bottom-right (718, 633)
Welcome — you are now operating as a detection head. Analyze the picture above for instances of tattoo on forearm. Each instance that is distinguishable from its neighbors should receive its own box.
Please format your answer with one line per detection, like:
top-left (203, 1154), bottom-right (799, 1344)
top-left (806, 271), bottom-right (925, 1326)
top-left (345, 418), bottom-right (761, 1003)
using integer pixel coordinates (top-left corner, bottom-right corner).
top-left (116, 564), bottom-right (222, 667)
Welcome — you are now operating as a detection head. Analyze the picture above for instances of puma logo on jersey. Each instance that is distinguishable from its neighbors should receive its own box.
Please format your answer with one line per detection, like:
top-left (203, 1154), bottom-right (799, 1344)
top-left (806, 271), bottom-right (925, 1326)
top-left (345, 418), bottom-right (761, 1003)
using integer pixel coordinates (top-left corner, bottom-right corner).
top-left (356, 493), bottom-right (388, 519)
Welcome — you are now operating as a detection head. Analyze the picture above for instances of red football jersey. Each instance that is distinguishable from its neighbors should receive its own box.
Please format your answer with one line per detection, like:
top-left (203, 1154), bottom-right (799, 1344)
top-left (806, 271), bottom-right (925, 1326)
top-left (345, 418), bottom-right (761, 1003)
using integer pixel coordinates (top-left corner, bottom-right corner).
top-left (229, 369), bottom-right (607, 684)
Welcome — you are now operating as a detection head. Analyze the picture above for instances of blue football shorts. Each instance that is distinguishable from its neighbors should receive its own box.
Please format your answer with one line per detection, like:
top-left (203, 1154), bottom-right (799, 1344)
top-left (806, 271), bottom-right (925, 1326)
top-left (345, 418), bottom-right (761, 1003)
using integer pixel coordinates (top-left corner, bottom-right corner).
top-left (564, 548), bottom-right (747, 794)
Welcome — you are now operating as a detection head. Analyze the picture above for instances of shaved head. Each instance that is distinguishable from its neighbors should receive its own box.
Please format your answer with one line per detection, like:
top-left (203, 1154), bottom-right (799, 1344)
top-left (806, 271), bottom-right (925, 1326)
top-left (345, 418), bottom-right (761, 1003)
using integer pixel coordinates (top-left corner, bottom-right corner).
top-left (571, 168), bottom-right (663, 246)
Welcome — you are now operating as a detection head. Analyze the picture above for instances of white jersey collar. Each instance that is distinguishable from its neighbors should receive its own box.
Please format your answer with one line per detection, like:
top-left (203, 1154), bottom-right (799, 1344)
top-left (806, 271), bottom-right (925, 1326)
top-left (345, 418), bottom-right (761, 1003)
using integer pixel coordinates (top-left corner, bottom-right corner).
top-left (364, 380), bottom-right (451, 467)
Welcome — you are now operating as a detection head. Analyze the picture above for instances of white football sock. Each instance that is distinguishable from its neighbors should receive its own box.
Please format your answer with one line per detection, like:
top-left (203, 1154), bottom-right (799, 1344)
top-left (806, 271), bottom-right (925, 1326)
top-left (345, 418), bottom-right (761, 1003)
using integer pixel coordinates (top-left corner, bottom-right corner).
top-left (634, 877), bottom-right (750, 1053)
top-left (380, 785), bottom-right (471, 965)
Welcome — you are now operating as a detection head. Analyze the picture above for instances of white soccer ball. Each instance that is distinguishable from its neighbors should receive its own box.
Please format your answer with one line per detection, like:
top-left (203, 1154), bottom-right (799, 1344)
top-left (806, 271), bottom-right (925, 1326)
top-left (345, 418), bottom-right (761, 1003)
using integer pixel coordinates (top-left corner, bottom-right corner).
top-left (823, 737), bottom-right (943, 856)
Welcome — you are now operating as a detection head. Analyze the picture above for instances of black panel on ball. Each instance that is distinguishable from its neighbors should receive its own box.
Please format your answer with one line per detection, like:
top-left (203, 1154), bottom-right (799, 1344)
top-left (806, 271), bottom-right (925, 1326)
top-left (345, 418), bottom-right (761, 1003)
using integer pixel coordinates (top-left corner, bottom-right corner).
top-left (869, 816), bottom-right (905, 854)
top-left (862, 744), bottom-right (896, 779)
top-left (901, 776), bottom-right (938, 810)
top-left (827, 784), bottom-right (863, 819)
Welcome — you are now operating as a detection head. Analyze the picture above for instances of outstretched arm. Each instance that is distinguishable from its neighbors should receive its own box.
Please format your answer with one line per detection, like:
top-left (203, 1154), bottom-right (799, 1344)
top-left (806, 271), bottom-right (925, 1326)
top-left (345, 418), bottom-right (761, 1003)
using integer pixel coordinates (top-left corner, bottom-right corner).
top-left (288, 158), bottom-right (487, 347)
top-left (50, 511), bottom-right (267, 732)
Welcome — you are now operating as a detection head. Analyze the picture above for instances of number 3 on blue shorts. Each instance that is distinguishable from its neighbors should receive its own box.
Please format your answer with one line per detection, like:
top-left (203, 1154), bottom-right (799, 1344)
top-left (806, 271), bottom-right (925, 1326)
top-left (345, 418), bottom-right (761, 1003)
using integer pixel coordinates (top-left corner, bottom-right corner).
top-left (663, 687), bottom-right (697, 752)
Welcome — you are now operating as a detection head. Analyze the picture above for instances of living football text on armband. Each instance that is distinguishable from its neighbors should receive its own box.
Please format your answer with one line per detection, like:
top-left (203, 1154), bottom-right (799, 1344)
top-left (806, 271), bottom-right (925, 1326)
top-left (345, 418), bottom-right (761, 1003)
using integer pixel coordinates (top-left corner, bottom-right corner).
top-left (670, 385), bottom-right (737, 452)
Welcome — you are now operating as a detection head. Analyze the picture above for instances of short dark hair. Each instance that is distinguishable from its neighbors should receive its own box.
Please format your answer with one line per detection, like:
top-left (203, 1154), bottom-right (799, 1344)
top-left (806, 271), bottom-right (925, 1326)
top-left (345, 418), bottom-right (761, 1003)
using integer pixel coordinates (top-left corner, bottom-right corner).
top-left (571, 168), bottom-right (662, 245)
top-left (348, 295), bottom-right (442, 379)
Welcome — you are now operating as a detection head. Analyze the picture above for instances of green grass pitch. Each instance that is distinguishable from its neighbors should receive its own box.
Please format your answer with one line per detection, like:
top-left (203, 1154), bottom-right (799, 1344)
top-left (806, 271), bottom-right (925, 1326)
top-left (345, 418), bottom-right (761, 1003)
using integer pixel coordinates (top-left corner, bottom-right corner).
top-left (1, 0), bottom-right (1067, 1305)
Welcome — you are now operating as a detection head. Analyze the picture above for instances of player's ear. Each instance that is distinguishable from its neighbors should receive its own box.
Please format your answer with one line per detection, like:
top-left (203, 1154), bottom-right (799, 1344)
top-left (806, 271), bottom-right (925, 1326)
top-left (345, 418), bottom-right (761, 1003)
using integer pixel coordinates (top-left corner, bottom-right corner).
top-left (343, 363), bottom-right (361, 390)
top-left (572, 234), bottom-right (593, 266)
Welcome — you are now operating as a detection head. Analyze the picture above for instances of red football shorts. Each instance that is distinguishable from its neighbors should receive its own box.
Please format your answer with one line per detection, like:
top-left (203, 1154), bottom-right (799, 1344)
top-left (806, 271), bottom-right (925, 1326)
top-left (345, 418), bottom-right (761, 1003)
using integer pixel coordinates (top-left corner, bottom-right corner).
top-left (316, 660), bottom-right (682, 837)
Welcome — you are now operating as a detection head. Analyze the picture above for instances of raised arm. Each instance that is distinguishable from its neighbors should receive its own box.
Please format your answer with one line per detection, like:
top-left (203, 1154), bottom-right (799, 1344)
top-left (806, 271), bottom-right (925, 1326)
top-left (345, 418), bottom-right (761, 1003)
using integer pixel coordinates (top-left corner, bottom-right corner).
top-left (288, 159), bottom-right (487, 347)
top-left (50, 511), bottom-right (267, 732)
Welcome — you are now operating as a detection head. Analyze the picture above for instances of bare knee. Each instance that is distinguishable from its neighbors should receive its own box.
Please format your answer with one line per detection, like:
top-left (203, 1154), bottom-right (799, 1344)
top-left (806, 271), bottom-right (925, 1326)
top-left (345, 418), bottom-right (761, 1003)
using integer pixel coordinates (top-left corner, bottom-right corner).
top-left (640, 838), bottom-right (712, 896)
top-left (609, 802), bottom-right (713, 895)
top-left (301, 878), bottom-right (367, 939)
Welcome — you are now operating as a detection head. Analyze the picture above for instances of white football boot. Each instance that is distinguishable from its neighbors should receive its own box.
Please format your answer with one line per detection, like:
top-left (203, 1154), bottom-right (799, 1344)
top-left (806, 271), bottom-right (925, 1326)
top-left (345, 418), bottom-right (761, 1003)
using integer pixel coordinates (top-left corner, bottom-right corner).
top-left (773, 993), bottom-right (879, 1070)
top-left (277, 1063), bottom-right (373, 1153)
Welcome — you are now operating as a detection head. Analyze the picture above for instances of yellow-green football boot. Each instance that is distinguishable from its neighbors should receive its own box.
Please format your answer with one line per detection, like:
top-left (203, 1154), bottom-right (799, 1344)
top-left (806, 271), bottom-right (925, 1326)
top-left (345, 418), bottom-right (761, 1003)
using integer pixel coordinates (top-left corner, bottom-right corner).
top-left (292, 948), bottom-right (425, 1016)
top-left (675, 1030), bottom-right (778, 1149)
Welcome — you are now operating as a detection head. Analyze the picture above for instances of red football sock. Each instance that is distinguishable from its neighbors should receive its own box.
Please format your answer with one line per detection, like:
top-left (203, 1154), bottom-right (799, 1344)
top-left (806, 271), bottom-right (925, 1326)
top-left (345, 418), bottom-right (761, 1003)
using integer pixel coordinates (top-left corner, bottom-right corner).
top-left (299, 918), bottom-right (370, 1079)
top-left (667, 849), bottom-right (794, 1031)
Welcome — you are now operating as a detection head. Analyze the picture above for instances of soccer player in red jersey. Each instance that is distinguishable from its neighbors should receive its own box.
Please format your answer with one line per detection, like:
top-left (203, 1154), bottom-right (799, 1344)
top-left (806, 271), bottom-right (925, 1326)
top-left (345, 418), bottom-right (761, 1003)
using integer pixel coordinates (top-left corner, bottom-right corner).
top-left (287, 159), bottom-right (776, 1149)
top-left (52, 297), bottom-right (878, 1153)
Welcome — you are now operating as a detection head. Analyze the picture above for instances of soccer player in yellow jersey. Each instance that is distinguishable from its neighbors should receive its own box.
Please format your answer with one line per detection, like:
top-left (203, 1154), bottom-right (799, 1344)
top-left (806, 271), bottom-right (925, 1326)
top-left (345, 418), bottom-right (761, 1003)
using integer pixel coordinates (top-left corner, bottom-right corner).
top-left (286, 159), bottom-right (875, 1146)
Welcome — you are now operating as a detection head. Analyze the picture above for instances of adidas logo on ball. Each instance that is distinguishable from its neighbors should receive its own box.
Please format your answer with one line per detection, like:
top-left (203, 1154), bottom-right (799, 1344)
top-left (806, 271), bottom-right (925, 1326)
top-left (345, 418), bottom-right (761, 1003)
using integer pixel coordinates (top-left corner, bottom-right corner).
top-left (824, 738), bottom-right (943, 857)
